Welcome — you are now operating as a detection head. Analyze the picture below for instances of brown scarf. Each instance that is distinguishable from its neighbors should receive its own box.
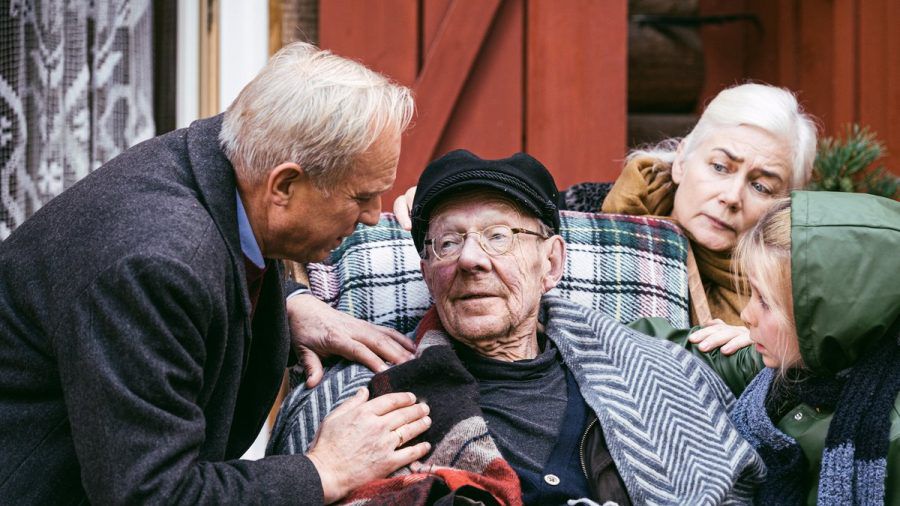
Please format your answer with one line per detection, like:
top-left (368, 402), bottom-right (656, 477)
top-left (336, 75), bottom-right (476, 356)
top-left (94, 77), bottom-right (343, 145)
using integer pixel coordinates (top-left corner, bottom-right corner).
top-left (602, 156), bottom-right (747, 326)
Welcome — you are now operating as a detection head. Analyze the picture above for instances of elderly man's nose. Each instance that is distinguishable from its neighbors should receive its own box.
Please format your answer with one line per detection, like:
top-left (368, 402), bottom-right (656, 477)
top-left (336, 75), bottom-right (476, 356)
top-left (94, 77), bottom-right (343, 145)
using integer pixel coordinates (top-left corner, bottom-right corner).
top-left (457, 234), bottom-right (491, 269)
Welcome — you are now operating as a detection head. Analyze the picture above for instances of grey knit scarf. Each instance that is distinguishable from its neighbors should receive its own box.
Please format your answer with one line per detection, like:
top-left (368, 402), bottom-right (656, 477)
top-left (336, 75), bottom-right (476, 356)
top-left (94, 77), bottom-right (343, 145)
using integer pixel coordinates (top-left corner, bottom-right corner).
top-left (732, 327), bottom-right (900, 505)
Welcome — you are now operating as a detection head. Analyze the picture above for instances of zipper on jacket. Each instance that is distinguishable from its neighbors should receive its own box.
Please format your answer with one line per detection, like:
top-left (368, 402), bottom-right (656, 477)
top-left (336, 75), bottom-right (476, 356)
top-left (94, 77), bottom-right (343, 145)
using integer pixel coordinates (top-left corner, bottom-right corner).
top-left (579, 417), bottom-right (598, 480)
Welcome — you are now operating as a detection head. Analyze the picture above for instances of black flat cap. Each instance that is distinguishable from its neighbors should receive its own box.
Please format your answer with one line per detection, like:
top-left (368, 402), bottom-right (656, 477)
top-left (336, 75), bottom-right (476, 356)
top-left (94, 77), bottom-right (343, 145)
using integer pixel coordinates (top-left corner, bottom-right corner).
top-left (410, 149), bottom-right (560, 253)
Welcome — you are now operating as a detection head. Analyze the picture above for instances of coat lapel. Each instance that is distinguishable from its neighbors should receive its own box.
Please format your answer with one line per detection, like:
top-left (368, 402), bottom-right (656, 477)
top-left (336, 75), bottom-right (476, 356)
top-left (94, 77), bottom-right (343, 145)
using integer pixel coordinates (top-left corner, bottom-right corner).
top-left (185, 114), bottom-right (252, 319)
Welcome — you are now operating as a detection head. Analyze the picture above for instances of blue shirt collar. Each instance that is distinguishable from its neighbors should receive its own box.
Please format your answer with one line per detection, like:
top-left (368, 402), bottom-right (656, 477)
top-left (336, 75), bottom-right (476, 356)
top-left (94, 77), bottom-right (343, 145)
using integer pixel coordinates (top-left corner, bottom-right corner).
top-left (235, 191), bottom-right (265, 268)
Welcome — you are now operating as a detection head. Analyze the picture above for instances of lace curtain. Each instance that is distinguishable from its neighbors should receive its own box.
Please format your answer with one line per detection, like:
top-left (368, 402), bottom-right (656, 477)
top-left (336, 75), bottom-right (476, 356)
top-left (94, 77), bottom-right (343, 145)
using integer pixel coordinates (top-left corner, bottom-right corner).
top-left (0, 0), bottom-right (155, 239)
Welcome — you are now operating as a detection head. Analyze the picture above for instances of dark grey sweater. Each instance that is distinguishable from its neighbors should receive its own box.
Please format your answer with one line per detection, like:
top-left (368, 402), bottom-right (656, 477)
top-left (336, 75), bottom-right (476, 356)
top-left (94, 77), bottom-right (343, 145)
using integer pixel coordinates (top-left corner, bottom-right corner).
top-left (454, 336), bottom-right (568, 473)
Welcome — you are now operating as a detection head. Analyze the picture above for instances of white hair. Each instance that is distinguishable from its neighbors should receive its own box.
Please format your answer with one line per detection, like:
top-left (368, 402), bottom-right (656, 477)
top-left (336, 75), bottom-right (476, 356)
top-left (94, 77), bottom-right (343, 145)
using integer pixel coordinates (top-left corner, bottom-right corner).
top-left (219, 42), bottom-right (414, 190)
top-left (629, 83), bottom-right (818, 189)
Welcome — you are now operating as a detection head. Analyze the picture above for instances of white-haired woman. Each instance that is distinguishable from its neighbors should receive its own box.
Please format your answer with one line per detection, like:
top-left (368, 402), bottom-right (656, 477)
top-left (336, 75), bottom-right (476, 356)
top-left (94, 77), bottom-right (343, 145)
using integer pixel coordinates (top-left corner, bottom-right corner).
top-left (600, 84), bottom-right (817, 335)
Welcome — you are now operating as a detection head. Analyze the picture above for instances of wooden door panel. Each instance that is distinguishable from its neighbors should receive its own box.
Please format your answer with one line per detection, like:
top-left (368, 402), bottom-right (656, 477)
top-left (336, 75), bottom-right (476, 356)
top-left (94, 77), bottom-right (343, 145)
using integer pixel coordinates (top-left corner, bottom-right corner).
top-left (431, 0), bottom-right (524, 162)
top-left (860, 0), bottom-right (900, 173)
top-left (526, 0), bottom-right (627, 185)
top-left (319, 1), bottom-right (419, 85)
top-left (797, 1), bottom-right (836, 131)
top-left (830, 0), bottom-right (857, 130)
top-left (397, 0), bottom-right (503, 196)
top-left (318, 0), bottom-right (629, 205)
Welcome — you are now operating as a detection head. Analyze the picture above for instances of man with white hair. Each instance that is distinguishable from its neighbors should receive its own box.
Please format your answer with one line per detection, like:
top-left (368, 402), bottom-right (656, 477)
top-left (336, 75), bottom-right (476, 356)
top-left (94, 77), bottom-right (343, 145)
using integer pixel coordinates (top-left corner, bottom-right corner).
top-left (0, 42), bottom-right (430, 504)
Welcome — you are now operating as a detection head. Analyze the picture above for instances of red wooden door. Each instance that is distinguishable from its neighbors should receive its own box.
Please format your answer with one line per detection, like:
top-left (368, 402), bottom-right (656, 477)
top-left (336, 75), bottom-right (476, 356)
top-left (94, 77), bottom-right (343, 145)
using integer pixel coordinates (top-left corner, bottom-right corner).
top-left (319, 0), bottom-right (627, 205)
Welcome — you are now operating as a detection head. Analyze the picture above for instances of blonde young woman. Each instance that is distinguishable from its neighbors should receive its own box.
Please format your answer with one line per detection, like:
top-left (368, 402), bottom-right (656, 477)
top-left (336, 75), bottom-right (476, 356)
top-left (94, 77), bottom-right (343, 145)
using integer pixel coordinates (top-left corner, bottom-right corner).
top-left (394, 83), bottom-right (818, 356)
top-left (726, 191), bottom-right (899, 505)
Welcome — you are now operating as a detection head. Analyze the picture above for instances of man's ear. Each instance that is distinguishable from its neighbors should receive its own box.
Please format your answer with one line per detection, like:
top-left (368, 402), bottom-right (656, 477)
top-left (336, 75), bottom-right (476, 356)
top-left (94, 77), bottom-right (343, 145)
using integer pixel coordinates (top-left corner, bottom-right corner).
top-left (267, 162), bottom-right (306, 206)
top-left (541, 235), bottom-right (566, 293)
top-left (671, 140), bottom-right (687, 185)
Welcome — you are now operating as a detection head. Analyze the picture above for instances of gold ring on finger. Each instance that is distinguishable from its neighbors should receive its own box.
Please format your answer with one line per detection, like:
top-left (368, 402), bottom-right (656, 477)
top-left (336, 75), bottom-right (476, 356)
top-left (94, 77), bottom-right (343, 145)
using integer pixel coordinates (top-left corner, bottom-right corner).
top-left (393, 428), bottom-right (404, 447)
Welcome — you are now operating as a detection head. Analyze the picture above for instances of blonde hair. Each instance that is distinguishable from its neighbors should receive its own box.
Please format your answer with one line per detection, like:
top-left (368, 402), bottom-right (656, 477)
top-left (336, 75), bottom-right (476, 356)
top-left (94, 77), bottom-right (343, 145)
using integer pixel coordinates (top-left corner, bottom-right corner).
top-left (734, 197), bottom-right (803, 370)
top-left (629, 83), bottom-right (818, 189)
top-left (220, 42), bottom-right (414, 190)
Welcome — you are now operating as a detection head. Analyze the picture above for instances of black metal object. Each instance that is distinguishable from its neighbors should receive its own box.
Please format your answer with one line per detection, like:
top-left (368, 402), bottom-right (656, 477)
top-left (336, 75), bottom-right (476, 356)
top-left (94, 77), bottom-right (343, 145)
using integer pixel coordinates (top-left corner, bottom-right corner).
top-left (632, 13), bottom-right (761, 31)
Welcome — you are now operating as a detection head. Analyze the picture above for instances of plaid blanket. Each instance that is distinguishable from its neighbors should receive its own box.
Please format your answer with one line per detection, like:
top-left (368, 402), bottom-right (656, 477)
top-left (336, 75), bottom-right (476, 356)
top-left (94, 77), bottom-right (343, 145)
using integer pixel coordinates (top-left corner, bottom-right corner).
top-left (556, 211), bottom-right (688, 325)
top-left (338, 309), bottom-right (522, 506)
top-left (303, 211), bottom-right (687, 335)
top-left (304, 215), bottom-right (432, 337)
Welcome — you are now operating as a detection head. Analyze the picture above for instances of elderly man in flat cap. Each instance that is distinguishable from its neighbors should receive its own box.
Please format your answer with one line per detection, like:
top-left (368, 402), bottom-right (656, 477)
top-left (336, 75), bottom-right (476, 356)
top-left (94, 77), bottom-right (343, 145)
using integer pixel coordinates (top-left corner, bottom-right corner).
top-left (272, 149), bottom-right (765, 505)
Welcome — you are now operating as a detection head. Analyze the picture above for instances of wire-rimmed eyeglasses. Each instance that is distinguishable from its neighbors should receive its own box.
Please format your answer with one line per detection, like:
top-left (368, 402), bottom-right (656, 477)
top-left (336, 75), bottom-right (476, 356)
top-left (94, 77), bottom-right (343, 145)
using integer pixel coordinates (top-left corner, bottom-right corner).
top-left (423, 224), bottom-right (549, 261)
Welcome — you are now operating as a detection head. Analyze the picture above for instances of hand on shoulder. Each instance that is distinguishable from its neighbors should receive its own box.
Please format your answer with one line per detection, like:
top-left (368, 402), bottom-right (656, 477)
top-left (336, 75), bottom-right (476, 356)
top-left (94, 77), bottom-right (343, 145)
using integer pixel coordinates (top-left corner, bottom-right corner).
top-left (286, 294), bottom-right (415, 387)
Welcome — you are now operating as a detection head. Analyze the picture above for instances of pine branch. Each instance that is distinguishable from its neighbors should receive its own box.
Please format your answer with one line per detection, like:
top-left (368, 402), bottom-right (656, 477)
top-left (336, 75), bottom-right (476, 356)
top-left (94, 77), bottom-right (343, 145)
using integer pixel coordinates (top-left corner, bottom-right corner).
top-left (811, 124), bottom-right (898, 199)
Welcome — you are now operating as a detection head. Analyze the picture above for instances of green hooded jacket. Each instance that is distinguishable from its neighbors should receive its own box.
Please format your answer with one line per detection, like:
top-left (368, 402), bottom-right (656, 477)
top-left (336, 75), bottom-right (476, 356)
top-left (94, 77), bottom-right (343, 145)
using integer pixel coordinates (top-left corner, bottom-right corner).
top-left (629, 191), bottom-right (900, 504)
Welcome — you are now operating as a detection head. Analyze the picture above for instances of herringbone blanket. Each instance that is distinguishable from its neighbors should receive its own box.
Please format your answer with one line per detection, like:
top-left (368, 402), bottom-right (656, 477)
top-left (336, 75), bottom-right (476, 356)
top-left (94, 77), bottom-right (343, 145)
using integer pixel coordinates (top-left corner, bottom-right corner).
top-left (541, 296), bottom-right (765, 504)
top-left (271, 296), bottom-right (765, 504)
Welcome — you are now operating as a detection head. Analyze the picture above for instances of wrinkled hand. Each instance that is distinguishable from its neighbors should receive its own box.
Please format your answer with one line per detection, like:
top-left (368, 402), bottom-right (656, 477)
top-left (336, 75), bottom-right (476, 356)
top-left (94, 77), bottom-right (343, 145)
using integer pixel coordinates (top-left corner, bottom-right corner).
top-left (392, 186), bottom-right (417, 231)
top-left (287, 294), bottom-right (415, 387)
top-left (688, 318), bottom-right (752, 355)
top-left (307, 388), bottom-right (432, 503)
